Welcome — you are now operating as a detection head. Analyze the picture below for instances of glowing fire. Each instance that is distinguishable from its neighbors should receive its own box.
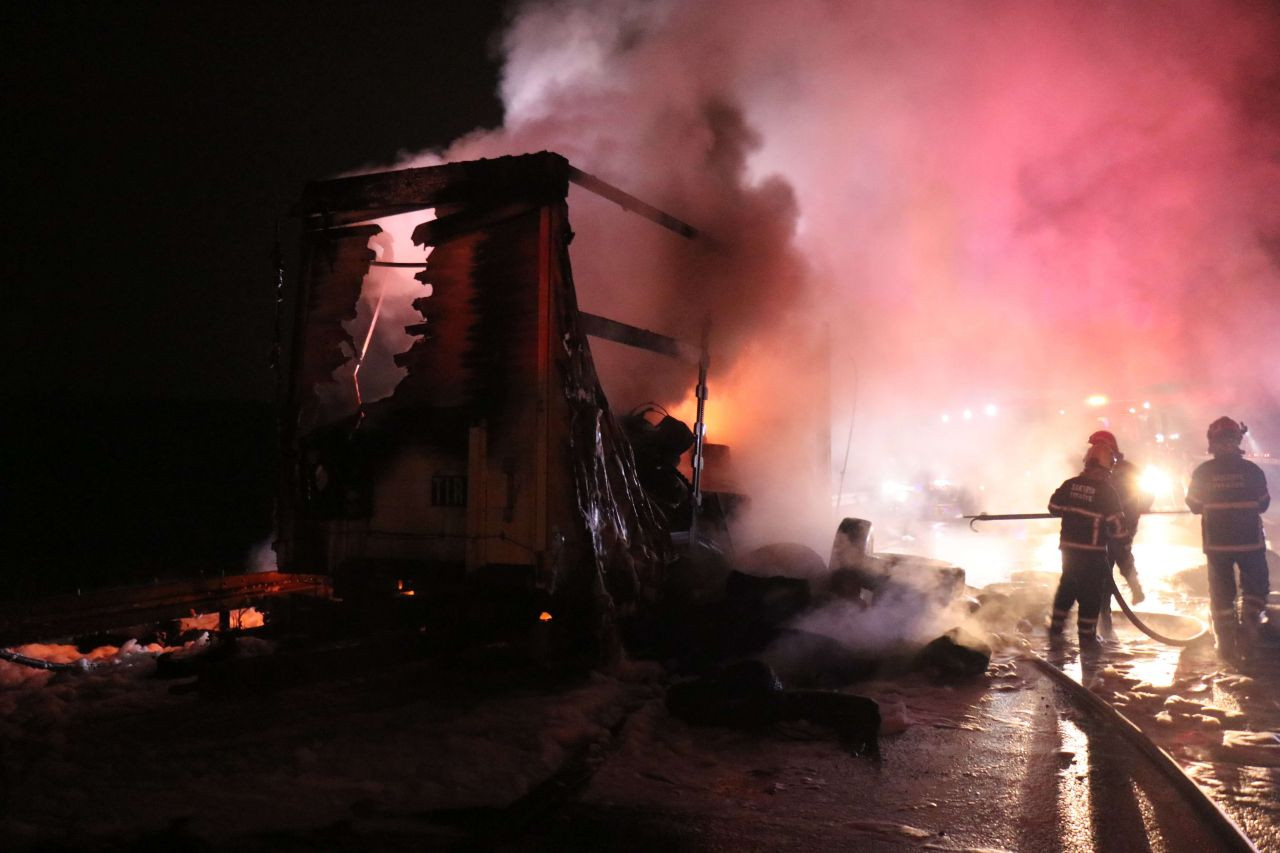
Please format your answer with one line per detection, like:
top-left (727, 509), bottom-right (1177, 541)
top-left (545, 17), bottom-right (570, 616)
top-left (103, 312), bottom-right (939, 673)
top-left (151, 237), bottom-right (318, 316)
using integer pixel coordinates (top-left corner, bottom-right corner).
top-left (666, 387), bottom-right (726, 445)
top-left (178, 607), bottom-right (265, 632)
top-left (538, 611), bottom-right (553, 622)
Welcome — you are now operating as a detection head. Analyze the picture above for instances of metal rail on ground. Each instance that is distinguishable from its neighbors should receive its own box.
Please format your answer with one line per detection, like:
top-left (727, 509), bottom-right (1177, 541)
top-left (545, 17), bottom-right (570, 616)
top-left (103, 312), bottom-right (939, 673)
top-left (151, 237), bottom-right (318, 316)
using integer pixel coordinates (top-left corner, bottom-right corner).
top-left (1027, 652), bottom-right (1257, 852)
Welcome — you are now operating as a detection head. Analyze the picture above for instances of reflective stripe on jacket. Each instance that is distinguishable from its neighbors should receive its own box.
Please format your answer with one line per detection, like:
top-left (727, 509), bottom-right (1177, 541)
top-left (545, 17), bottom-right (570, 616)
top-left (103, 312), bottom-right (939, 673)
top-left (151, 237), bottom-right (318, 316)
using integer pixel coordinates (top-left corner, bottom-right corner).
top-left (1186, 455), bottom-right (1270, 553)
top-left (1049, 475), bottom-right (1125, 551)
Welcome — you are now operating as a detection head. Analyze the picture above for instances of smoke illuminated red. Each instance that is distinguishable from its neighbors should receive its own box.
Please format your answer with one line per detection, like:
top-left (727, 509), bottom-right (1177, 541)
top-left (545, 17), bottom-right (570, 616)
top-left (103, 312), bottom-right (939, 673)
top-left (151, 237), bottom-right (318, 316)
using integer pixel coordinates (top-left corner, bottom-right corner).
top-left (373, 0), bottom-right (1280, 552)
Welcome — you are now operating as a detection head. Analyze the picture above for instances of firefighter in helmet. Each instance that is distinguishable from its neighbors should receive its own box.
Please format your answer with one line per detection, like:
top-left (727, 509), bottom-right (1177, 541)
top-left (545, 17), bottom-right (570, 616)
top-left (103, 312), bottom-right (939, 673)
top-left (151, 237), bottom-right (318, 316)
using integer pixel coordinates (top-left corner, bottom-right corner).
top-left (1047, 442), bottom-right (1127, 647)
top-left (1088, 430), bottom-right (1153, 604)
top-left (1185, 417), bottom-right (1271, 661)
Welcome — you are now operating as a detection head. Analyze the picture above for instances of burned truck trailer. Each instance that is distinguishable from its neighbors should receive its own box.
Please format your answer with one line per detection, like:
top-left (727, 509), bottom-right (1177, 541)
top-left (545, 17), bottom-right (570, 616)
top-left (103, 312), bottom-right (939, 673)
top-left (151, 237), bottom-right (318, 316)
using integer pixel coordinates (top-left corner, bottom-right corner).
top-left (278, 152), bottom-right (702, 658)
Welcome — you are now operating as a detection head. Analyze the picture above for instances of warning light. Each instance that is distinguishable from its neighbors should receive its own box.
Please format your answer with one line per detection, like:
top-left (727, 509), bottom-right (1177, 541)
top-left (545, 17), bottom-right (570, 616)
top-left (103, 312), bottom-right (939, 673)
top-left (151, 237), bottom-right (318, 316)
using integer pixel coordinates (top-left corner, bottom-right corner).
top-left (539, 611), bottom-right (553, 622)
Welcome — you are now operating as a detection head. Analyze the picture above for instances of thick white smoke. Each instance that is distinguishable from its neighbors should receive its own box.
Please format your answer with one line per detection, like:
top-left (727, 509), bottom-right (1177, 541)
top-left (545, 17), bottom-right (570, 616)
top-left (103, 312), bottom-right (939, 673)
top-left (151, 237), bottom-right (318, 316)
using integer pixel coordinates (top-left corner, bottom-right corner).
top-left (382, 0), bottom-right (1280, 556)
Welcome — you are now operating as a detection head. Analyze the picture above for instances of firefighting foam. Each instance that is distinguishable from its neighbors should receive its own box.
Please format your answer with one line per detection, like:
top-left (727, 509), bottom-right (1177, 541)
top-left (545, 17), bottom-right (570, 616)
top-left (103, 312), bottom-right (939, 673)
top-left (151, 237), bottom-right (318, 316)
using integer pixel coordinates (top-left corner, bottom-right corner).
top-left (368, 1), bottom-right (1278, 562)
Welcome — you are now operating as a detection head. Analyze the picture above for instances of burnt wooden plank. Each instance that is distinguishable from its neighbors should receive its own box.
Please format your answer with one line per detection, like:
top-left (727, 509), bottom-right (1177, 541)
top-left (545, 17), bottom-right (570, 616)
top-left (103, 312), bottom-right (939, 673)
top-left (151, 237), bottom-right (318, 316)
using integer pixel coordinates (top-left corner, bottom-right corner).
top-left (294, 152), bottom-right (571, 218)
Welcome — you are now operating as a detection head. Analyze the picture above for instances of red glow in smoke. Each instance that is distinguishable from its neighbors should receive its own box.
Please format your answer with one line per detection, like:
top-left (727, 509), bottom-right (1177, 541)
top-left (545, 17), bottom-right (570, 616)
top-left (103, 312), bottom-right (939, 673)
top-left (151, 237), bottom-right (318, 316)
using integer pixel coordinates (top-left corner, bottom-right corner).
top-left (375, 0), bottom-right (1280, 546)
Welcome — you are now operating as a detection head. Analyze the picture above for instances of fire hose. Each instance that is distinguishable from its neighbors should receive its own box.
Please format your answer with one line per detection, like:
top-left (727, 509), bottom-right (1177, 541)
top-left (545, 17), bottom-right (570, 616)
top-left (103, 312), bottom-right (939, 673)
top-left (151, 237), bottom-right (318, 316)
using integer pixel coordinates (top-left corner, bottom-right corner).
top-left (1106, 577), bottom-right (1209, 647)
top-left (965, 510), bottom-right (1210, 647)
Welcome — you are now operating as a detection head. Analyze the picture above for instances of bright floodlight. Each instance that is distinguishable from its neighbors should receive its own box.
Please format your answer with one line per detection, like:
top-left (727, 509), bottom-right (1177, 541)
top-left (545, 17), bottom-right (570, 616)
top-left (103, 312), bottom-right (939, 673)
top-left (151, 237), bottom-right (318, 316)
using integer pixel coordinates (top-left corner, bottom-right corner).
top-left (1139, 465), bottom-right (1174, 498)
top-left (941, 413), bottom-right (950, 423)
top-left (984, 404), bottom-right (998, 417)
top-left (1086, 394), bottom-right (1108, 407)
top-left (963, 409), bottom-right (973, 420)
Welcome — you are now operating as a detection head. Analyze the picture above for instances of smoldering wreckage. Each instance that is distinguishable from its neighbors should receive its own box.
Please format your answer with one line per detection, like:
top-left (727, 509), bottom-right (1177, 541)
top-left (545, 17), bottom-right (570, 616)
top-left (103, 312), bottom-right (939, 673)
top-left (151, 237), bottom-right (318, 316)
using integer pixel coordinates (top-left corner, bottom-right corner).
top-left (4, 152), bottom-right (1224, 845)
top-left (277, 153), bottom-right (988, 722)
top-left (275, 152), bottom-right (989, 728)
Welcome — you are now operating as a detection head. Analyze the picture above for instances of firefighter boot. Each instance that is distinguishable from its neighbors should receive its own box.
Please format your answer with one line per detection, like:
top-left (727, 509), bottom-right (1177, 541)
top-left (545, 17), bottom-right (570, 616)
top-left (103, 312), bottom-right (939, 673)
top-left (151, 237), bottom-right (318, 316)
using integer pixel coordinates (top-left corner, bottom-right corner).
top-left (1048, 608), bottom-right (1069, 645)
top-left (1122, 569), bottom-right (1145, 605)
top-left (1077, 615), bottom-right (1101, 649)
top-left (1239, 600), bottom-right (1265, 663)
top-left (1213, 613), bottom-right (1239, 664)
top-left (1098, 599), bottom-right (1115, 638)
top-left (1239, 619), bottom-right (1260, 664)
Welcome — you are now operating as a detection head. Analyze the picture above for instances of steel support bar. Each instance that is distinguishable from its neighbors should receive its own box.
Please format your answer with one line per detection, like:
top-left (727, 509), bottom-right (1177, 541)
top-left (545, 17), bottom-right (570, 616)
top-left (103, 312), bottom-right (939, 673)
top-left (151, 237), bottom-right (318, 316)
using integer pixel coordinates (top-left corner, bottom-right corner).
top-left (578, 312), bottom-right (701, 363)
top-left (689, 318), bottom-right (711, 543)
top-left (567, 166), bottom-right (699, 240)
top-left (965, 509), bottom-right (1190, 530)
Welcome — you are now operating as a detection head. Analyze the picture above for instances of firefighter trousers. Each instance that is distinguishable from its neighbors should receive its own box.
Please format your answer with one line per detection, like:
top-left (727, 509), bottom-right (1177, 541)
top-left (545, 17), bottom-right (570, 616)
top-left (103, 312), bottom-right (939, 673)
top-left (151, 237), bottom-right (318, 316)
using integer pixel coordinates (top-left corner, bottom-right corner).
top-left (1108, 535), bottom-right (1137, 580)
top-left (1051, 549), bottom-right (1110, 639)
top-left (1206, 549), bottom-right (1270, 645)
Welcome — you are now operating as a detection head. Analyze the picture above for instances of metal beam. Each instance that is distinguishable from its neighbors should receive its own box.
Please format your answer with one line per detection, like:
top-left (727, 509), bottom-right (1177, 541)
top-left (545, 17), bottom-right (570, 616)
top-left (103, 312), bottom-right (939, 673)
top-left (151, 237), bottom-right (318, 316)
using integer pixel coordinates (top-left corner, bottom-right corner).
top-left (578, 312), bottom-right (701, 363)
top-left (567, 166), bottom-right (699, 240)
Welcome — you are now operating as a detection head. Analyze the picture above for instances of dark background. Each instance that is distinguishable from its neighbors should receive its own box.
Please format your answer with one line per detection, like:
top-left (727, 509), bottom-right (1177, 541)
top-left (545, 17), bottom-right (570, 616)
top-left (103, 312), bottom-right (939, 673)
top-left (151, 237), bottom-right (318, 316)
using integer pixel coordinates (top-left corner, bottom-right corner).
top-left (3, 1), bottom-right (510, 596)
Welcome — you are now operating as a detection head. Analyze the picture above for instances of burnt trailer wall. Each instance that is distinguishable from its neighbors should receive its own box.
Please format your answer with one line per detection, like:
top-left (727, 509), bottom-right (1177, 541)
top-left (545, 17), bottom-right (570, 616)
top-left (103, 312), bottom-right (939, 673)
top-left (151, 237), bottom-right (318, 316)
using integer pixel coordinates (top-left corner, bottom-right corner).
top-left (279, 153), bottom-right (670, 656)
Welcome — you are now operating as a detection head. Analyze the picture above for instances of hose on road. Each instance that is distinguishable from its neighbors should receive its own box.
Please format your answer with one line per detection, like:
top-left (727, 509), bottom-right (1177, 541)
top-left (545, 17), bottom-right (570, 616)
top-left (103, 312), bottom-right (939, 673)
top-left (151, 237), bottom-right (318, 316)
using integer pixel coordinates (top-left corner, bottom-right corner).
top-left (1108, 577), bottom-right (1210, 647)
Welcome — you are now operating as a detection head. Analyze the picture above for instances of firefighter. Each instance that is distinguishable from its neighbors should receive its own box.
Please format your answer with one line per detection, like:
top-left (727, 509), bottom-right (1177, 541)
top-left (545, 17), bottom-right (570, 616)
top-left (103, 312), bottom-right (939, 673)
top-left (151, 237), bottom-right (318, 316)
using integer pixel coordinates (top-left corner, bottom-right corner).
top-left (1047, 442), bottom-right (1127, 647)
top-left (1089, 430), bottom-right (1153, 604)
top-left (1185, 417), bottom-right (1271, 662)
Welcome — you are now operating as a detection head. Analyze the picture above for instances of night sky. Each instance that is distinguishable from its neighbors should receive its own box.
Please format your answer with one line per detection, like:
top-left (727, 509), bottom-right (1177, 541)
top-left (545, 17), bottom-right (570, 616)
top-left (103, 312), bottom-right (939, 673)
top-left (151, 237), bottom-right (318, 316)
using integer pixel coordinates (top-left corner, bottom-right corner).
top-left (4, 2), bottom-right (510, 589)
top-left (6, 0), bottom-right (509, 404)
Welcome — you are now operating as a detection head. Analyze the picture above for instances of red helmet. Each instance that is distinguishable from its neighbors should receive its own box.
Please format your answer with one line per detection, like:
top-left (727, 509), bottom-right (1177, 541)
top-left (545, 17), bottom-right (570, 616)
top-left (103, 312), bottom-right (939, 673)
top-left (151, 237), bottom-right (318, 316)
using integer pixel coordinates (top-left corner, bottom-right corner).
top-left (1207, 416), bottom-right (1246, 449)
top-left (1088, 430), bottom-right (1119, 452)
top-left (1083, 442), bottom-right (1116, 471)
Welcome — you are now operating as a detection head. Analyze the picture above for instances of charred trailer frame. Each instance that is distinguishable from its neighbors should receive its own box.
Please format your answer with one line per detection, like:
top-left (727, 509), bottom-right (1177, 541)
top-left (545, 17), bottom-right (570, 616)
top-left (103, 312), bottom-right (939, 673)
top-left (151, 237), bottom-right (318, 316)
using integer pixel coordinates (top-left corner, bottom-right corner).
top-left (278, 152), bottom-right (696, 661)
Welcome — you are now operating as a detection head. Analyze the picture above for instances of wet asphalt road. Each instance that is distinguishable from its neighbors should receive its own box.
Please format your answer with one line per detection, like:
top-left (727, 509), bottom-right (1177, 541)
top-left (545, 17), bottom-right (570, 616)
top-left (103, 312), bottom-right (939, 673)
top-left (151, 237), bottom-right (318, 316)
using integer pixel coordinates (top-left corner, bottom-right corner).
top-left (1049, 621), bottom-right (1280, 853)
top-left (506, 655), bottom-right (1252, 852)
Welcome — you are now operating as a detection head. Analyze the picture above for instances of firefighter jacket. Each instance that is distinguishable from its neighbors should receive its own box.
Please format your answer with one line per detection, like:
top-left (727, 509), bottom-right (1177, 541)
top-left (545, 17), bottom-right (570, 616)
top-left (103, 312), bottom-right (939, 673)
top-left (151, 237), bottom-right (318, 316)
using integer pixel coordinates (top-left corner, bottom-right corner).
top-left (1185, 454), bottom-right (1270, 553)
top-left (1049, 473), bottom-right (1125, 551)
